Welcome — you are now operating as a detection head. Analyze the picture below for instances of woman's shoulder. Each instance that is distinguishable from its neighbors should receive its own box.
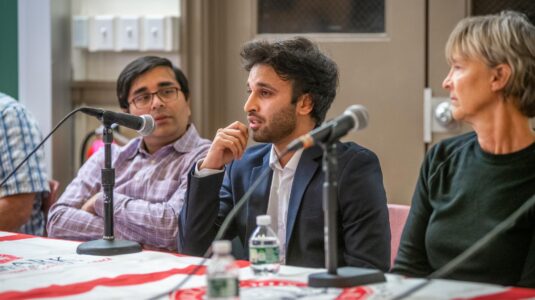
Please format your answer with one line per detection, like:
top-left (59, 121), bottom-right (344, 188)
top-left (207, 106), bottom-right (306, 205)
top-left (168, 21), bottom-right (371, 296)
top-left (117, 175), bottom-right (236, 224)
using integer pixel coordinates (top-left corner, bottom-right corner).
top-left (424, 132), bottom-right (478, 174)
top-left (429, 132), bottom-right (476, 158)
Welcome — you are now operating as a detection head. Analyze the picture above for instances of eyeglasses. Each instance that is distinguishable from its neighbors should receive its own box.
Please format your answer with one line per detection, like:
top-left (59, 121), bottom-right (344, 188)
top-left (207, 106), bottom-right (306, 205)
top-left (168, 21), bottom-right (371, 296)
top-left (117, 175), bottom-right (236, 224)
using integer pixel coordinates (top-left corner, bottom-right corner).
top-left (129, 87), bottom-right (180, 109)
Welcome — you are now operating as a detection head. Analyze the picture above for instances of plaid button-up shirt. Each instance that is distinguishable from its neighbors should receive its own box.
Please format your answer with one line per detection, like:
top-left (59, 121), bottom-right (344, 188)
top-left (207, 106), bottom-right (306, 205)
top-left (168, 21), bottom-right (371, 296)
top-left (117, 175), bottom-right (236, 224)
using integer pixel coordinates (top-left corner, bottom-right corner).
top-left (0, 93), bottom-right (49, 235)
top-left (47, 124), bottom-right (210, 250)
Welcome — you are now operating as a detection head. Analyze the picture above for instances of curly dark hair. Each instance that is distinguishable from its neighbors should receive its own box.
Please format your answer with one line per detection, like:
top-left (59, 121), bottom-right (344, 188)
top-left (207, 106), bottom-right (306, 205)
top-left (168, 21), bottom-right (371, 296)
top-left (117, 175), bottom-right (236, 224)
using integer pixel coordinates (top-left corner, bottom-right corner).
top-left (116, 56), bottom-right (189, 111)
top-left (240, 37), bottom-right (338, 125)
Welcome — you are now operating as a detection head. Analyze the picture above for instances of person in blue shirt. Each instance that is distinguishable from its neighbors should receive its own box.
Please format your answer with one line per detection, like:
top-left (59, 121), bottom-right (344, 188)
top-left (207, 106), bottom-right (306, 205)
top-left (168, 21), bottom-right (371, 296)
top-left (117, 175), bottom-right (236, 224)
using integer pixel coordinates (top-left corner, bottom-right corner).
top-left (0, 92), bottom-right (49, 235)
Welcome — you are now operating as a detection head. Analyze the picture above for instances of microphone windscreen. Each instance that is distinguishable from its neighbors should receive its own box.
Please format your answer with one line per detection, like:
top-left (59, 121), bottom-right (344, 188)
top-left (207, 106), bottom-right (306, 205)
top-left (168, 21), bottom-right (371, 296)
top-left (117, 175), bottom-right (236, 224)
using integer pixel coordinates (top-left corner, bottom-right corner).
top-left (138, 115), bottom-right (155, 136)
top-left (347, 105), bottom-right (369, 131)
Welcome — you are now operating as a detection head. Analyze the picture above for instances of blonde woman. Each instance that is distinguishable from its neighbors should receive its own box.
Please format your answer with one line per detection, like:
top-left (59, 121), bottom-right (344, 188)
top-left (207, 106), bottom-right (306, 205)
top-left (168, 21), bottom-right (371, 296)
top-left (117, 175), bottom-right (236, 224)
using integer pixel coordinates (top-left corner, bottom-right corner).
top-left (393, 11), bottom-right (535, 287)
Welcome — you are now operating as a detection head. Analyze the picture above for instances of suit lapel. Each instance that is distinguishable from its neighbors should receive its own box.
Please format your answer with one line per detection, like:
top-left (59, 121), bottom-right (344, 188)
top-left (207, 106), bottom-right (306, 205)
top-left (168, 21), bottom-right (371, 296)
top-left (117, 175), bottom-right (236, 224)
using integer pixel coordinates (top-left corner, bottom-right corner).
top-left (246, 151), bottom-right (272, 240)
top-left (285, 146), bottom-right (322, 246)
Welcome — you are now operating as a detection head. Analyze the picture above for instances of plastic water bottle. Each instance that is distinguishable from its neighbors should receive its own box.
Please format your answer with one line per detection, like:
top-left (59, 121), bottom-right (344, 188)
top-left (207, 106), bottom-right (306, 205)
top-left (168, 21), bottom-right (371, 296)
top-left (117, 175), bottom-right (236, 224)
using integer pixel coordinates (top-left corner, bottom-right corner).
top-left (249, 215), bottom-right (281, 276)
top-left (206, 240), bottom-right (239, 300)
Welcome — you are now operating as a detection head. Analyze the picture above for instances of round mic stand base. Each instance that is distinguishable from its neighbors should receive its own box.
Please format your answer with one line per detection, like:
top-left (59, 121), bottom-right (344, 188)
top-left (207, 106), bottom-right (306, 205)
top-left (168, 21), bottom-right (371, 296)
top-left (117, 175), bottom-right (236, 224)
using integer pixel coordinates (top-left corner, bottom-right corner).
top-left (76, 239), bottom-right (142, 256)
top-left (308, 267), bottom-right (386, 288)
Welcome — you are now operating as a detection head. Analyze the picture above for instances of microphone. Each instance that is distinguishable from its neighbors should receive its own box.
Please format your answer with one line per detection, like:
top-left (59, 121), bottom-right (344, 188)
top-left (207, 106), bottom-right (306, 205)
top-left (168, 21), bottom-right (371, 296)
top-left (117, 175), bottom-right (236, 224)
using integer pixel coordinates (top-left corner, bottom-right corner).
top-left (287, 104), bottom-right (369, 151)
top-left (80, 107), bottom-right (155, 136)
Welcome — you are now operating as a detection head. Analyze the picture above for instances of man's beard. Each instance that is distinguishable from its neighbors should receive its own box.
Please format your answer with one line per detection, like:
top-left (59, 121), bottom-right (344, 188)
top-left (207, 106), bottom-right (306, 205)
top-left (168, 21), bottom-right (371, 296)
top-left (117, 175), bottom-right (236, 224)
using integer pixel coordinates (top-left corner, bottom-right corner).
top-left (251, 104), bottom-right (297, 144)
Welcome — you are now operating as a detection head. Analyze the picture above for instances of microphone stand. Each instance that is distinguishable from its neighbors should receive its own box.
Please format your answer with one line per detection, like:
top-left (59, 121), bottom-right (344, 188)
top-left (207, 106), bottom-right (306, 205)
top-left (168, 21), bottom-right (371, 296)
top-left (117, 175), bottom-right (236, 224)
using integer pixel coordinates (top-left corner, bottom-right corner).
top-left (77, 121), bottom-right (141, 256)
top-left (308, 133), bottom-right (385, 287)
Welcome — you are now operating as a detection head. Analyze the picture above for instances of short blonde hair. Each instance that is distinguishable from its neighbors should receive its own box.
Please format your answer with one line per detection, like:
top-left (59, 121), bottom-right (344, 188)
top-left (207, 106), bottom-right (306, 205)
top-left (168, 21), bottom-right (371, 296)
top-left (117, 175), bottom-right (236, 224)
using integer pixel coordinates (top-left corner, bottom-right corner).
top-left (445, 11), bottom-right (535, 117)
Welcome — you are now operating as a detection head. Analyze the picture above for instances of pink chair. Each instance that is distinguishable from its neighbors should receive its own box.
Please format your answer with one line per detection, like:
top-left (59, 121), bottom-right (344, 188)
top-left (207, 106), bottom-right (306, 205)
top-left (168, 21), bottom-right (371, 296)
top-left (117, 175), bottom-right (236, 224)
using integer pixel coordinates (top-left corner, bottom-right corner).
top-left (388, 204), bottom-right (410, 267)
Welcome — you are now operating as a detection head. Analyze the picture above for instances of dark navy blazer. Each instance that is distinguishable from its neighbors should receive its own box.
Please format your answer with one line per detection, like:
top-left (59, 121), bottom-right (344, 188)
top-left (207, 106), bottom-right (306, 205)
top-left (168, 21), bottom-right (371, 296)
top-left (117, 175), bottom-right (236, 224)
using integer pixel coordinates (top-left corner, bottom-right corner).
top-left (178, 142), bottom-right (390, 271)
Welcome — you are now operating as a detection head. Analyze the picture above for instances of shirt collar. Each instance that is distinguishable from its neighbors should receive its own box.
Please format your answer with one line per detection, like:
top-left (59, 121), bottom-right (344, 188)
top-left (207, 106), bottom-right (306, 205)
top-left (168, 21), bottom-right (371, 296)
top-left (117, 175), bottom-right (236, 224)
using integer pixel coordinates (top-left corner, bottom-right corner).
top-left (269, 145), bottom-right (304, 172)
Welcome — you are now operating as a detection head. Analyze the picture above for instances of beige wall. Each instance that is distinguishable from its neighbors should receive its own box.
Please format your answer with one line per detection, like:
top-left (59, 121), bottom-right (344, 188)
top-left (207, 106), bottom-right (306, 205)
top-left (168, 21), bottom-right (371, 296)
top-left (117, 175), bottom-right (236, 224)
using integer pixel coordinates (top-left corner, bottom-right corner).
top-left (428, 0), bottom-right (468, 97)
top-left (325, 2), bottom-right (426, 204)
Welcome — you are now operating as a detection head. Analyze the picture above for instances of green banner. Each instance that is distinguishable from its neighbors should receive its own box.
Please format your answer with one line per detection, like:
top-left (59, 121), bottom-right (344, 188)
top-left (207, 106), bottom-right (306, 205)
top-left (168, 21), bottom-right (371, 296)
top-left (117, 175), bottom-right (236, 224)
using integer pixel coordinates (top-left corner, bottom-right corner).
top-left (0, 0), bottom-right (18, 99)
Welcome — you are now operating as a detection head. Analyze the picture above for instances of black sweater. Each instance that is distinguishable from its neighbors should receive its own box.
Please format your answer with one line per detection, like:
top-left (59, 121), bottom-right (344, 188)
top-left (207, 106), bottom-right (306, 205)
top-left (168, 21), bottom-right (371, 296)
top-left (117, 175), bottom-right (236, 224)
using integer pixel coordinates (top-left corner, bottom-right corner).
top-left (393, 132), bottom-right (535, 287)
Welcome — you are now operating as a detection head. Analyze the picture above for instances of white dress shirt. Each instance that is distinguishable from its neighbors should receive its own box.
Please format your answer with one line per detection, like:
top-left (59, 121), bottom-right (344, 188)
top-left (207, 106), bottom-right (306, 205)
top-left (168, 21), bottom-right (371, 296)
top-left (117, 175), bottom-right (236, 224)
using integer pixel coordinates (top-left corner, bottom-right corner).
top-left (194, 146), bottom-right (304, 264)
top-left (266, 146), bottom-right (303, 264)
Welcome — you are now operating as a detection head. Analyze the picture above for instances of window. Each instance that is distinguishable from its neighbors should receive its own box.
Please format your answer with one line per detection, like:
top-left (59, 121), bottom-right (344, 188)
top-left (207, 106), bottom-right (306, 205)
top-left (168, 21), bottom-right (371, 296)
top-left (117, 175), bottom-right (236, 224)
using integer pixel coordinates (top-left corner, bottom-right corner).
top-left (472, 0), bottom-right (535, 24)
top-left (257, 0), bottom-right (385, 34)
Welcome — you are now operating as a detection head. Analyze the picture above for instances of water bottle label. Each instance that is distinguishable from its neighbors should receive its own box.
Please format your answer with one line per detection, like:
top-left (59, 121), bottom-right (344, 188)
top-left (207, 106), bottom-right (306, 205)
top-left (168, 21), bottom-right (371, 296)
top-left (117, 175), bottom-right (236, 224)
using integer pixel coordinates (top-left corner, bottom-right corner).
top-left (250, 246), bottom-right (280, 265)
top-left (207, 277), bottom-right (239, 298)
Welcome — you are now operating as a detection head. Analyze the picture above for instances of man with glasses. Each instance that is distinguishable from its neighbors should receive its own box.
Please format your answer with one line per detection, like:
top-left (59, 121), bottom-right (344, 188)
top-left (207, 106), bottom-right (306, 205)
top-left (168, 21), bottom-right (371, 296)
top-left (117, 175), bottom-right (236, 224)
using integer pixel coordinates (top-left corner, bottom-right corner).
top-left (47, 56), bottom-right (210, 251)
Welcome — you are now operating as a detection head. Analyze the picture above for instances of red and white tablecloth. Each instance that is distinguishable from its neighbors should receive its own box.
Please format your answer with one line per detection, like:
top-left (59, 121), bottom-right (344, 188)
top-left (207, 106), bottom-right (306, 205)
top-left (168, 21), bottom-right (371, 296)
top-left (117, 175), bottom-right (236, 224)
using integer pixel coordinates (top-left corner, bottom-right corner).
top-left (1, 231), bottom-right (534, 299)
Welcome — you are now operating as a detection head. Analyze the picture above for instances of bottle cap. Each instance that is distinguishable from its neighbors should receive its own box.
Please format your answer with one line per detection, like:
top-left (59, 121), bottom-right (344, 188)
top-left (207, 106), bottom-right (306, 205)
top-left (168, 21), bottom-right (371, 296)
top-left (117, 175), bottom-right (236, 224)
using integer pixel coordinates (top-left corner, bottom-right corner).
top-left (212, 240), bottom-right (232, 254)
top-left (256, 215), bottom-right (271, 226)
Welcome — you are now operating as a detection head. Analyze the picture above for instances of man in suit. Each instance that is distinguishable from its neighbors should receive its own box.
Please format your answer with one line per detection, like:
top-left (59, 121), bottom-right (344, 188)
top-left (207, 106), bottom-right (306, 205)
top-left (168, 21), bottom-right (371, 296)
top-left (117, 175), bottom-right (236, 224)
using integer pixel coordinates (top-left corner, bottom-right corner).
top-left (179, 37), bottom-right (390, 270)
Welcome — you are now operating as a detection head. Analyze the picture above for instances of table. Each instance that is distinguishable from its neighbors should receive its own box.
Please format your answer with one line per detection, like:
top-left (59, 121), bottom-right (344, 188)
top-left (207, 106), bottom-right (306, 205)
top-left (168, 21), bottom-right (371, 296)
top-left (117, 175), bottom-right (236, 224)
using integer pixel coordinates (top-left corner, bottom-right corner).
top-left (1, 231), bottom-right (534, 299)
